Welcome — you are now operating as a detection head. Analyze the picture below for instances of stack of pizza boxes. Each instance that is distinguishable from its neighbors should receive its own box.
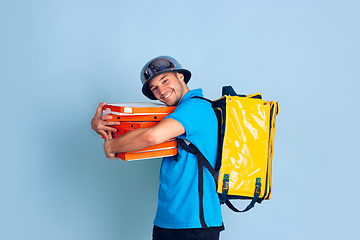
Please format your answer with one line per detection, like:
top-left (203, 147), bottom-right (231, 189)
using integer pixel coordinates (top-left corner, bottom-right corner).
top-left (102, 102), bottom-right (177, 161)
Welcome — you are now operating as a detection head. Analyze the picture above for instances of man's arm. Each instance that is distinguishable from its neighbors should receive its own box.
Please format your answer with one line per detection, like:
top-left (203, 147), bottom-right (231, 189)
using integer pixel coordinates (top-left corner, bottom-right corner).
top-left (91, 102), bottom-right (120, 140)
top-left (104, 118), bottom-right (185, 159)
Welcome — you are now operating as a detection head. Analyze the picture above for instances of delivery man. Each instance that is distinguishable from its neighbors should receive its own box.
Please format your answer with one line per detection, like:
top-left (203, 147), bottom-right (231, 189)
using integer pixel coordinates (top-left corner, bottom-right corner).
top-left (91, 56), bottom-right (223, 240)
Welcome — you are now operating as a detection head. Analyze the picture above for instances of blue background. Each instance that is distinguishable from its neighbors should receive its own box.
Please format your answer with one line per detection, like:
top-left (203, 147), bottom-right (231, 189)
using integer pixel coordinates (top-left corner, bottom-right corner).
top-left (1, 0), bottom-right (359, 239)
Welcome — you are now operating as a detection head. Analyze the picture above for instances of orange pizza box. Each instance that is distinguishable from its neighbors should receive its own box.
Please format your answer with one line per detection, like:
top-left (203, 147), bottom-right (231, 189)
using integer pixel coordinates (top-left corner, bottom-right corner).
top-left (112, 121), bottom-right (159, 133)
top-left (117, 121), bottom-right (159, 129)
top-left (101, 127), bottom-right (137, 137)
top-left (121, 140), bottom-right (177, 153)
top-left (101, 133), bottom-right (177, 150)
top-left (116, 148), bottom-right (178, 161)
top-left (117, 128), bottom-right (131, 135)
top-left (105, 113), bottom-right (168, 122)
top-left (102, 134), bottom-right (177, 150)
top-left (100, 128), bottom-right (131, 136)
top-left (100, 122), bottom-right (159, 137)
top-left (103, 102), bottom-right (176, 114)
top-left (106, 135), bottom-right (176, 142)
top-left (102, 102), bottom-right (175, 122)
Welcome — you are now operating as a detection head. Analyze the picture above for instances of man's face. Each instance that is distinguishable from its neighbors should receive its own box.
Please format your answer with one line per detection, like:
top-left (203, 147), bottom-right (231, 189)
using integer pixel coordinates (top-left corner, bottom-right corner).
top-left (148, 72), bottom-right (189, 106)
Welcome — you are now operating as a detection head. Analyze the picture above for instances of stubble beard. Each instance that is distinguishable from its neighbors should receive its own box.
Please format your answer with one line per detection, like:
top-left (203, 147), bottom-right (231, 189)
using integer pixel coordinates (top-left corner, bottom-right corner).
top-left (163, 77), bottom-right (184, 106)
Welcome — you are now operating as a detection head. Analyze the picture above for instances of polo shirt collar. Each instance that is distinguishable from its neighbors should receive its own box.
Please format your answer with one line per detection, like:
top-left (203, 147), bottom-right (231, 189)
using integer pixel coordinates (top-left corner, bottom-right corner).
top-left (179, 89), bottom-right (203, 104)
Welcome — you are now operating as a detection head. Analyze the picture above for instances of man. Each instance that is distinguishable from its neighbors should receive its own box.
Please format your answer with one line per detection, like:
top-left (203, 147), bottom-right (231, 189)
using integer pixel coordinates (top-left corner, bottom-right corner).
top-left (91, 56), bottom-right (223, 240)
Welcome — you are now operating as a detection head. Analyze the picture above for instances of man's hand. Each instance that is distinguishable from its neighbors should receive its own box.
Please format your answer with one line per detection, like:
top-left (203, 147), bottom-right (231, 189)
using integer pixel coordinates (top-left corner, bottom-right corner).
top-left (91, 102), bottom-right (120, 140)
top-left (104, 131), bottom-right (118, 159)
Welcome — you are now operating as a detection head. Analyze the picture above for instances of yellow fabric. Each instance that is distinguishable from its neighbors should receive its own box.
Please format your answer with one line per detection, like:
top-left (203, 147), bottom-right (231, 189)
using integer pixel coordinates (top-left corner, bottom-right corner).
top-left (216, 95), bottom-right (279, 199)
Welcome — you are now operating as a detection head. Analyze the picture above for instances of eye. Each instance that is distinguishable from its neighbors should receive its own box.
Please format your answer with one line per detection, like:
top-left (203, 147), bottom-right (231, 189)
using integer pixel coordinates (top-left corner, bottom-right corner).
top-left (150, 86), bottom-right (157, 92)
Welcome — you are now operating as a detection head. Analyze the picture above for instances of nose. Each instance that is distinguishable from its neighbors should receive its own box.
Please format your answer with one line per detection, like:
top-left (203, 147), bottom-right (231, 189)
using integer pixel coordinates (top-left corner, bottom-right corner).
top-left (158, 84), bottom-right (167, 95)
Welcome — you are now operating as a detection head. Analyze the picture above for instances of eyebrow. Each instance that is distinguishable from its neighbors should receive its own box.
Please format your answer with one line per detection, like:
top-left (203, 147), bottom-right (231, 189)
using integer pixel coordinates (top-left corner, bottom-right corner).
top-left (159, 74), bottom-right (168, 81)
top-left (150, 74), bottom-right (169, 88)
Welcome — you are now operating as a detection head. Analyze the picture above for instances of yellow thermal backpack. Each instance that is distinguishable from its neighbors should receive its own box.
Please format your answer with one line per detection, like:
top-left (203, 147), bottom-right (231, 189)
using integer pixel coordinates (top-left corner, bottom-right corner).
top-left (179, 86), bottom-right (279, 223)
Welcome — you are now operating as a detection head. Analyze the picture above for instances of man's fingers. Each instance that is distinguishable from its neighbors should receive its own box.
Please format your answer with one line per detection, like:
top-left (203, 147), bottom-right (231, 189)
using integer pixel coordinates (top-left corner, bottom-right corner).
top-left (106, 154), bottom-right (118, 160)
top-left (95, 102), bottom-right (107, 117)
top-left (107, 121), bottom-right (121, 126)
top-left (102, 126), bottom-right (118, 133)
top-left (97, 125), bottom-right (118, 134)
top-left (101, 115), bottom-right (121, 125)
top-left (104, 132), bottom-right (118, 159)
top-left (101, 114), bottom-right (112, 120)
top-left (107, 130), bottom-right (114, 140)
top-left (99, 130), bottom-right (109, 141)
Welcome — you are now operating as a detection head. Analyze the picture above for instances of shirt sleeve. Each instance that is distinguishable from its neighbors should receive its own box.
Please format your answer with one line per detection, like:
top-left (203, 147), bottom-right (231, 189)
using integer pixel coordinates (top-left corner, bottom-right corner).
top-left (164, 98), bottom-right (212, 139)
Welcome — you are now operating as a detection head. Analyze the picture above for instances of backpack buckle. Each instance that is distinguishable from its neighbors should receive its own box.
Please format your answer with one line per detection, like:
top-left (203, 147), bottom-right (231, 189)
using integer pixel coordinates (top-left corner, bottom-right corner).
top-left (220, 174), bottom-right (230, 204)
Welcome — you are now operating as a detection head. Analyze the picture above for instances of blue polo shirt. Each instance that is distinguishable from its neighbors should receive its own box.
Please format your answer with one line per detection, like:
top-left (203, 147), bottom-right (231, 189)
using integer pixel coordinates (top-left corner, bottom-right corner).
top-left (154, 89), bottom-right (223, 229)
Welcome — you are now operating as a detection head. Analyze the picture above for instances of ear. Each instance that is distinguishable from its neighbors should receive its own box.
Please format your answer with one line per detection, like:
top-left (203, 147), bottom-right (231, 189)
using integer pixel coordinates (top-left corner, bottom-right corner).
top-left (176, 72), bottom-right (184, 82)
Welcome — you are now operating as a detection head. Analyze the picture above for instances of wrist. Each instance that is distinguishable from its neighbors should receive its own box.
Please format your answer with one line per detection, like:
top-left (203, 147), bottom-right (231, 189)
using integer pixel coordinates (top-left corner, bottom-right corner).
top-left (105, 139), bottom-right (115, 154)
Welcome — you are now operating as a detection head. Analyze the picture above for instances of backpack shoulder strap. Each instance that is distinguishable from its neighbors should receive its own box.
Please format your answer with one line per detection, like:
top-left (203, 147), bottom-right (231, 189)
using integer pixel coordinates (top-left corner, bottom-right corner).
top-left (222, 85), bottom-right (262, 99)
top-left (222, 86), bottom-right (246, 97)
top-left (190, 95), bottom-right (213, 103)
top-left (178, 139), bottom-right (217, 179)
top-left (177, 139), bottom-right (216, 228)
top-left (178, 139), bottom-right (261, 216)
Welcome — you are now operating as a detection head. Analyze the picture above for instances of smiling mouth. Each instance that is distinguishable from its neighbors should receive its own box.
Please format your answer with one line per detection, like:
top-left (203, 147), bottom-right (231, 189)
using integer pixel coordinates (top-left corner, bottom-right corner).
top-left (163, 90), bottom-right (172, 100)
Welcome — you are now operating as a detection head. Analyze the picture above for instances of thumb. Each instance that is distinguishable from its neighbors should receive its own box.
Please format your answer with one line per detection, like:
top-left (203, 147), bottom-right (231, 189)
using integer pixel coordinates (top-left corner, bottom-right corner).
top-left (95, 102), bottom-right (107, 116)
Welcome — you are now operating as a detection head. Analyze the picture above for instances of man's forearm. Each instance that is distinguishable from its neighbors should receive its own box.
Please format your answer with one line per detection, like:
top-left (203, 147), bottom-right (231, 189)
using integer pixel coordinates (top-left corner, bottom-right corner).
top-left (104, 118), bottom-right (185, 156)
top-left (105, 127), bottom-right (156, 154)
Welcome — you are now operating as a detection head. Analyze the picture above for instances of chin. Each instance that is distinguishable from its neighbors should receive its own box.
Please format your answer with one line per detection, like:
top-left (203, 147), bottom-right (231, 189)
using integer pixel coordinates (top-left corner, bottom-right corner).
top-left (165, 101), bottom-right (175, 107)
top-left (159, 95), bottom-right (180, 106)
top-left (161, 97), bottom-right (173, 106)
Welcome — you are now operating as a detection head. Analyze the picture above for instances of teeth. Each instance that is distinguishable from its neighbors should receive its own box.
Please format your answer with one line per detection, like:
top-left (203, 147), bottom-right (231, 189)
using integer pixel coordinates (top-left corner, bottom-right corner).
top-left (164, 91), bottom-right (172, 99)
